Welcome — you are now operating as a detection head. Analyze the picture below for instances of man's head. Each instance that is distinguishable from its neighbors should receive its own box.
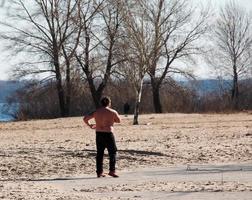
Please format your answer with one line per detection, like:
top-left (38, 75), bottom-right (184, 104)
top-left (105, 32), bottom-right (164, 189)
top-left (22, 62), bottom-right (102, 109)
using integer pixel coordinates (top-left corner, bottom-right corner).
top-left (100, 96), bottom-right (111, 107)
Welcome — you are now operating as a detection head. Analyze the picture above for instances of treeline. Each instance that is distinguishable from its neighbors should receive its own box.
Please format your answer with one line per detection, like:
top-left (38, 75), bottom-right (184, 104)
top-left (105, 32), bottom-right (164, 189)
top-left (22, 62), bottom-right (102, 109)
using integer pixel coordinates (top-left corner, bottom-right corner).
top-left (1, 0), bottom-right (252, 123)
top-left (6, 78), bottom-right (252, 120)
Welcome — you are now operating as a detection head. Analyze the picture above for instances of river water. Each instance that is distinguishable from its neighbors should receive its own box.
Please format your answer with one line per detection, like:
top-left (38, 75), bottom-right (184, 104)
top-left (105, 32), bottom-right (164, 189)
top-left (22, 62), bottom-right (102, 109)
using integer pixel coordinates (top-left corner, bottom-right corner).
top-left (0, 103), bottom-right (16, 121)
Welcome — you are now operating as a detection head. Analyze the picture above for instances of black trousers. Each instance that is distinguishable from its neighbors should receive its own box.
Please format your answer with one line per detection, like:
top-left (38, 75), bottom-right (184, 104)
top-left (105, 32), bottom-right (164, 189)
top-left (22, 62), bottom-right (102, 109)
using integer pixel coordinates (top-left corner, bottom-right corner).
top-left (96, 132), bottom-right (117, 174)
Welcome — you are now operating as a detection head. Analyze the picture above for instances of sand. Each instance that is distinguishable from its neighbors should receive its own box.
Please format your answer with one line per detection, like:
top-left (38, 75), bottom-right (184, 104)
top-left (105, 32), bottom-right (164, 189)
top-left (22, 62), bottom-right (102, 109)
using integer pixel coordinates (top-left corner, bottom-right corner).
top-left (0, 113), bottom-right (251, 199)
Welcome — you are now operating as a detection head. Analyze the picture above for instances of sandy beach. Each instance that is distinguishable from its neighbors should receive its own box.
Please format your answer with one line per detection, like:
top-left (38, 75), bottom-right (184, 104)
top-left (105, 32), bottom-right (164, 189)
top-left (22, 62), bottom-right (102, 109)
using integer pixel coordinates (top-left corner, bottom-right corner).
top-left (0, 113), bottom-right (252, 199)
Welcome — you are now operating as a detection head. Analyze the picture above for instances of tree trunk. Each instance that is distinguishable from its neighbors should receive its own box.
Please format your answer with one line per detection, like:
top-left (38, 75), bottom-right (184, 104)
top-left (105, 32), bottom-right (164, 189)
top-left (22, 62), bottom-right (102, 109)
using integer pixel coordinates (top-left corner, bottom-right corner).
top-left (53, 38), bottom-right (66, 117)
top-left (54, 60), bottom-right (66, 117)
top-left (93, 89), bottom-right (103, 108)
top-left (151, 78), bottom-right (162, 113)
top-left (152, 85), bottom-right (162, 113)
top-left (63, 46), bottom-right (71, 117)
top-left (89, 40), bottom-right (113, 108)
top-left (86, 75), bottom-right (102, 108)
top-left (76, 53), bottom-right (103, 109)
top-left (65, 60), bottom-right (71, 116)
top-left (133, 79), bottom-right (143, 125)
top-left (231, 69), bottom-right (239, 110)
top-left (133, 99), bottom-right (140, 125)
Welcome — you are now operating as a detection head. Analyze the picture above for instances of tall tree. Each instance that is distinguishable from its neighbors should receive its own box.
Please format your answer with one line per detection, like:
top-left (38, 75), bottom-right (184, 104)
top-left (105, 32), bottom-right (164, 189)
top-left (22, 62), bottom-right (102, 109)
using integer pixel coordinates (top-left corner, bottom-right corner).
top-left (118, 0), bottom-right (150, 125)
top-left (207, 0), bottom-right (252, 109)
top-left (143, 0), bottom-right (209, 113)
top-left (0, 0), bottom-right (82, 117)
top-left (75, 0), bottom-right (124, 108)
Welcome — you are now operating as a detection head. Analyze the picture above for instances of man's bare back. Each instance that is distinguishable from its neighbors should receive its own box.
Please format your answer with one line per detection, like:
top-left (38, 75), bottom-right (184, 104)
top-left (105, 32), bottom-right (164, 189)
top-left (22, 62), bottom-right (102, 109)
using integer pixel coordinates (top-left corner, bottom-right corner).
top-left (84, 107), bottom-right (120, 132)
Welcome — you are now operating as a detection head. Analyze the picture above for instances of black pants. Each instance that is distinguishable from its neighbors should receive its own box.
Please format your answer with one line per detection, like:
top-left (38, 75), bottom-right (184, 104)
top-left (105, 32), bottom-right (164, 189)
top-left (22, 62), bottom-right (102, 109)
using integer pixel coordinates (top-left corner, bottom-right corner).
top-left (96, 132), bottom-right (117, 174)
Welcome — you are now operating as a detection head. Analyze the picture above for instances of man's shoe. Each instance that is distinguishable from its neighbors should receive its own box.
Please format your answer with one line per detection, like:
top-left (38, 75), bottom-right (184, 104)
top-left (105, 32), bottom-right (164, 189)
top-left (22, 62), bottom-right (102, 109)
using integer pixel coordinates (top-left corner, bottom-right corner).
top-left (108, 171), bottom-right (119, 178)
top-left (97, 173), bottom-right (106, 178)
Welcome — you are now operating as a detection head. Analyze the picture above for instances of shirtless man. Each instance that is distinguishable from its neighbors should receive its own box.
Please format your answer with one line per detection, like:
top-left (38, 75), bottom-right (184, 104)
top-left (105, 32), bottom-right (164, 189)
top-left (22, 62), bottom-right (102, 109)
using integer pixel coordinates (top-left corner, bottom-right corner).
top-left (83, 96), bottom-right (121, 178)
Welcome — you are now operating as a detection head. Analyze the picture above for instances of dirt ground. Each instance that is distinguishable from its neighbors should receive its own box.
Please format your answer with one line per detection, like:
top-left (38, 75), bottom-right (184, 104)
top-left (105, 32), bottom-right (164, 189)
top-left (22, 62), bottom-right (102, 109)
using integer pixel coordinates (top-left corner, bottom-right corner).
top-left (0, 113), bottom-right (251, 199)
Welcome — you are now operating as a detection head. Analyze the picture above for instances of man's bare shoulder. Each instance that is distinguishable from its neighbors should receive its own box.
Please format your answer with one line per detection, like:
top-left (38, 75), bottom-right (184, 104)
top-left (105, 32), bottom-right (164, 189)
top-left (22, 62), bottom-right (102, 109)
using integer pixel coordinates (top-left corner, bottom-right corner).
top-left (106, 107), bottom-right (119, 114)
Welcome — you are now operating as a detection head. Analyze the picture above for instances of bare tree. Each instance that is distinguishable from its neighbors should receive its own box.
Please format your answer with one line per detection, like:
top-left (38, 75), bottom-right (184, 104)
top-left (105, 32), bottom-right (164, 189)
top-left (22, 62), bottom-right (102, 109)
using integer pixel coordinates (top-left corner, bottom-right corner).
top-left (139, 0), bottom-right (209, 113)
top-left (118, 0), bottom-right (151, 125)
top-left (125, 66), bottom-right (146, 125)
top-left (75, 0), bottom-right (124, 108)
top-left (60, 1), bottom-right (82, 116)
top-left (118, 46), bottom-right (148, 125)
top-left (0, 0), bottom-right (83, 117)
top-left (207, 0), bottom-right (252, 110)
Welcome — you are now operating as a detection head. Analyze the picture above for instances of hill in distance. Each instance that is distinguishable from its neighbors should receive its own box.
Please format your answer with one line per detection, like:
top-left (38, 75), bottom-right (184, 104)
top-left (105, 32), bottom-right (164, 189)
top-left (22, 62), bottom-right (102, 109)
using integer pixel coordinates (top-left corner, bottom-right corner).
top-left (0, 79), bottom-right (234, 103)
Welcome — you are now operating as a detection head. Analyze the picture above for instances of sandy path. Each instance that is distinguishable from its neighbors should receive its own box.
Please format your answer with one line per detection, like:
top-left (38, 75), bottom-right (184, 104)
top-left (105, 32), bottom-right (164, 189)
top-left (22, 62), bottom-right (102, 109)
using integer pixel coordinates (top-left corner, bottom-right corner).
top-left (1, 164), bottom-right (252, 199)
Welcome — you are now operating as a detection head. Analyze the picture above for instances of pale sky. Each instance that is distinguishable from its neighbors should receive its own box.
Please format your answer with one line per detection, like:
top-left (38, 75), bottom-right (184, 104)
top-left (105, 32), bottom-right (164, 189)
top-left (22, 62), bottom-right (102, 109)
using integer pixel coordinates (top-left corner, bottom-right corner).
top-left (0, 0), bottom-right (252, 80)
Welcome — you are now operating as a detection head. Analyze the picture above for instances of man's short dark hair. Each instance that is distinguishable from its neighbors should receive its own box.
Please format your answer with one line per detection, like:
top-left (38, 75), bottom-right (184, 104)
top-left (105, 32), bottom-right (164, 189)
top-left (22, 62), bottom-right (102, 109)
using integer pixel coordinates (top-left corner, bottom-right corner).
top-left (101, 96), bottom-right (111, 107)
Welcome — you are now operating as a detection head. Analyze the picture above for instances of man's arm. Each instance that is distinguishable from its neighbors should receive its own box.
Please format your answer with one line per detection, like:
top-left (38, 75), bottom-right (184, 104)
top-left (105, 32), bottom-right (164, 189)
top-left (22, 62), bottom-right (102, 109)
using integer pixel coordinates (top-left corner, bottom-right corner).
top-left (114, 111), bottom-right (121, 123)
top-left (83, 112), bottom-right (96, 129)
